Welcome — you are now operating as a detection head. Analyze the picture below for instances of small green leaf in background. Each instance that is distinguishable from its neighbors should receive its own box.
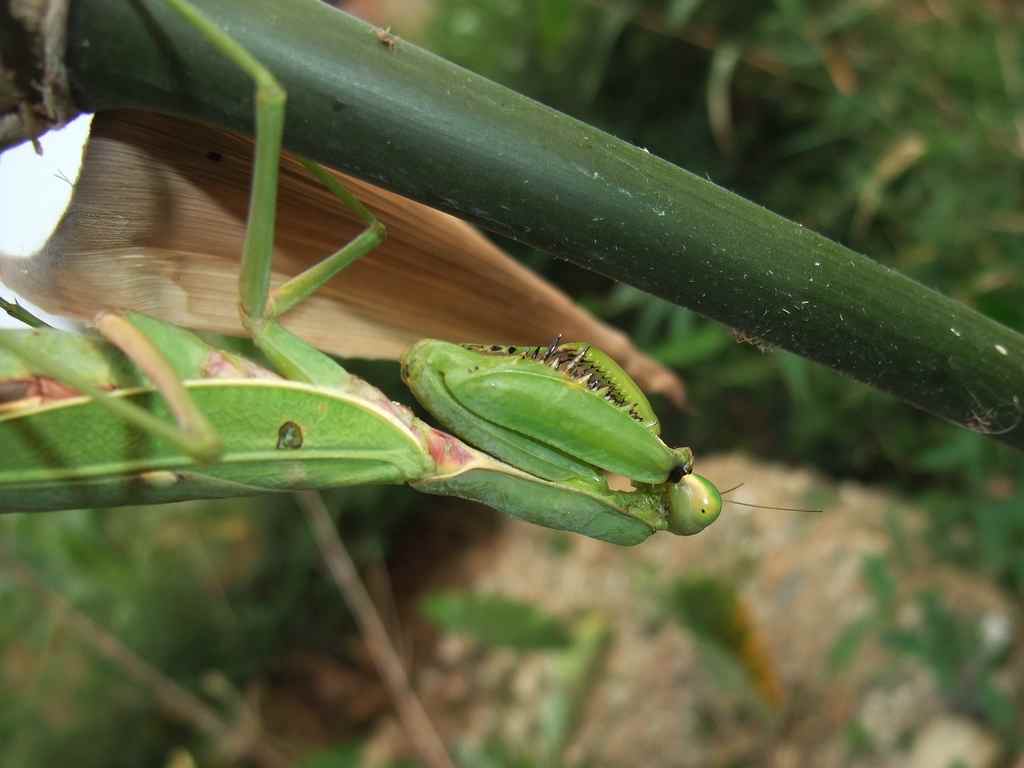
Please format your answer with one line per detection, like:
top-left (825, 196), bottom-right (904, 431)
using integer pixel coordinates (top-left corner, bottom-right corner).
top-left (665, 574), bottom-right (781, 709)
top-left (420, 592), bottom-right (572, 650)
top-left (455, 738), bottom-right (534, 768)
top-left (667, 574), bottom-right (743, 650)
top-left (666, 0), bottom-right (707, 29)
top-left (297, 743), bottom-right (362, 768)
top-left (708, 42), bottom-right (743, 156)
top-left (828, 615), bottom-right (876, 673)
top-left (539, 613), bottom-right (612, 766)
top-left (650, 323), bottom-right (733, 368)
top-left (913, 430), bottom-right (984, 472)
top-left (860, 555), bottom-right (896, 614)
top-left (843, 719), bottom-right (877, 761)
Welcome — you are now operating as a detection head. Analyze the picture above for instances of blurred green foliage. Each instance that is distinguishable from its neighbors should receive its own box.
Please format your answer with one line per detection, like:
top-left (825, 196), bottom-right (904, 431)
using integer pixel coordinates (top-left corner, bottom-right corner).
top-left (667, 574), bottom-right (744, 650)
top-left (298, 743), bottom-right (363, 768)
top-left (421, 592), bottom-right (610, 767)
top-left (664, 574), bottom-right (778, 715)
top-left (421, 592), bottom-right (572, 649)
top-left (831, 555), bottom-right (1018, 748)
top-left (885, 591), bottom-right (1016, 743)
top-left (0, 485), bottom-right (419, 767)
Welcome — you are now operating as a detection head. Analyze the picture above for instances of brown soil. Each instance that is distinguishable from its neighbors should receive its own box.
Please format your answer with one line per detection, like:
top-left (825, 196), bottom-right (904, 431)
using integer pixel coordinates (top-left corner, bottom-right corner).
top-left (353, 454), bottom-right (1016, 768)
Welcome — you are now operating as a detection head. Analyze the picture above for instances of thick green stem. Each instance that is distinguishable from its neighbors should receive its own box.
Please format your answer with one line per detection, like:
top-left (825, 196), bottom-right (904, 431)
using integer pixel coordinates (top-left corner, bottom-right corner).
top-left (50, 0), bottom-right (1024, 448)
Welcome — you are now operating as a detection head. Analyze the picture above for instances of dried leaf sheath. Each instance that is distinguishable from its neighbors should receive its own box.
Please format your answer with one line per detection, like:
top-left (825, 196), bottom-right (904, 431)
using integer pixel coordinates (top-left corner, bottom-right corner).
top-left (0, 111), bottom-right (683, 405)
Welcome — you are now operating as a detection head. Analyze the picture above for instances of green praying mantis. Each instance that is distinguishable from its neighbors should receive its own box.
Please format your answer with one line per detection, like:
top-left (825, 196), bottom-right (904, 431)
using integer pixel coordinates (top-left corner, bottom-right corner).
top-left (0, 0), bottom-right (725, 546)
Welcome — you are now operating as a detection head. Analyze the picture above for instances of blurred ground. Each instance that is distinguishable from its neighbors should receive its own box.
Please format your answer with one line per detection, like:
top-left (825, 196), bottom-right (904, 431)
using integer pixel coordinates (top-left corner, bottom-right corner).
top-left (337, 455), bottom-right (1016, 768)
top-left (3, 456), bottom-right (1017, 767)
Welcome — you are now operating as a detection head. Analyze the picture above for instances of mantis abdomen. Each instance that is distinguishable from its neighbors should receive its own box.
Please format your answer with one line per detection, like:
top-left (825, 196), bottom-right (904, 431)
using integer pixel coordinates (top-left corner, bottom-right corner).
top-left (1, 375), bottom-right (433, 511)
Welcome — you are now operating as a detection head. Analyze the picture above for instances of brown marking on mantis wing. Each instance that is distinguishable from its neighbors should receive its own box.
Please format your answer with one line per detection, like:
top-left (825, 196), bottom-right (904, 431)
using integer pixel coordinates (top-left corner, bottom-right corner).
top-left (423, 428), bottom-right (477, 474)
top-left (0, 376), bottom-right (100, 410)
top-left (201, 350), bottom-right (280, 380)
top-left (0, 351), bottom-right (278, 414)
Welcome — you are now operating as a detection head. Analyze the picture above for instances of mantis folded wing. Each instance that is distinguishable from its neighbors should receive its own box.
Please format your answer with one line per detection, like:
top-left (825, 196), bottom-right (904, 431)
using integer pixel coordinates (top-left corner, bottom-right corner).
top-left (0, 0), bottom-right (721, 545)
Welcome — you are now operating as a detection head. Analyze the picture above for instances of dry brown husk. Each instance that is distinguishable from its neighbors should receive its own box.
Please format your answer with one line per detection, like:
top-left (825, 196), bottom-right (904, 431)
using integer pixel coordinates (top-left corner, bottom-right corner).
top-left (1, 110), bottom-right (684, 405)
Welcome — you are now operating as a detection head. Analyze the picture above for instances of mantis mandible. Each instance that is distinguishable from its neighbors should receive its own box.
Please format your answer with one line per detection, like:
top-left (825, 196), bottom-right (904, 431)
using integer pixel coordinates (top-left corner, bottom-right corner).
top-left (0, 0), bottom-right (722, 545)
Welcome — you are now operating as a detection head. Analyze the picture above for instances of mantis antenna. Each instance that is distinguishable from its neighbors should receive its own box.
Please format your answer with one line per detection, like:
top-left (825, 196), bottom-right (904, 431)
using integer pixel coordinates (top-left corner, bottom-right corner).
top-left (720, 483), bottom-right (823, 514)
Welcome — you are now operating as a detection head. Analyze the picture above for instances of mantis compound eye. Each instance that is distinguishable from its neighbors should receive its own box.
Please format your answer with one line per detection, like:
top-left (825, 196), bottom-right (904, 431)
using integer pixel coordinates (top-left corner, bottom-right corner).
top-left (667, 474), bottom-right (722, 535)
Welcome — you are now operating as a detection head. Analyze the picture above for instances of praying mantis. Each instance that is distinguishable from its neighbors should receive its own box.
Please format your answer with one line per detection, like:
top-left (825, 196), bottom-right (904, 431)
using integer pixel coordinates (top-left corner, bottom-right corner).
top-left (0, 0), bottom-right (723, 545)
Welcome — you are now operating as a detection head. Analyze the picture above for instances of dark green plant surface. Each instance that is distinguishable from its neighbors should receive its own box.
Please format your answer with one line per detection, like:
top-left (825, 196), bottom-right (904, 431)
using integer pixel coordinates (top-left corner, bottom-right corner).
top-left (61, 0), bottom-right (1024, 450)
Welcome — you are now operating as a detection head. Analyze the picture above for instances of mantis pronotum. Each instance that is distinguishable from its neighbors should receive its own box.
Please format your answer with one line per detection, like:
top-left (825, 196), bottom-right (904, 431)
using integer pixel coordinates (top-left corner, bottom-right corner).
top-left (0, 0), bottom-right (722, 545)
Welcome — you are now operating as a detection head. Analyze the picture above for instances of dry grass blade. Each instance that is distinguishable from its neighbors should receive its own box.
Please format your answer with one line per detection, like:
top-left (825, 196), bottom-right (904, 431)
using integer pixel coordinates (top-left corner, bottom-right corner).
top-left (299, 491), bottom-right (455, 768)
top-left (1, 111), bottom-right (684, 405)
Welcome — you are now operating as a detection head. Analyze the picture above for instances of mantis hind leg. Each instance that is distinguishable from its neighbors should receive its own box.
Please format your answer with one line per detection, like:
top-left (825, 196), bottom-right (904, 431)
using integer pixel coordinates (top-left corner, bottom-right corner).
top-left (162, 0), bottom-right (386, 389)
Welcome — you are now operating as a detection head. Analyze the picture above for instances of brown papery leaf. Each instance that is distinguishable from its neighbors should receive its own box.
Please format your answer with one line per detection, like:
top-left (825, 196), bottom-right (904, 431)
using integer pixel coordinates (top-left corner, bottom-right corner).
top-left (1, 111), bottom-right (684, 406)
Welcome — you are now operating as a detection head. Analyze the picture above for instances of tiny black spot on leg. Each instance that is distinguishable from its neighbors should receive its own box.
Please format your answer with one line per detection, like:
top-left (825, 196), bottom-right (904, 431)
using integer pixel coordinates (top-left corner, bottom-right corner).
top-left (277, 421), bottom-right (304, 449)
top-left (206, 150), bottom-right (223, 163)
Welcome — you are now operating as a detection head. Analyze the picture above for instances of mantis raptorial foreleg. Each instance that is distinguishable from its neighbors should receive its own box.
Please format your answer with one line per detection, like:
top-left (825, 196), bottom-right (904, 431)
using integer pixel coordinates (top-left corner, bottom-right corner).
top-left (161, 0), bottom-right (384, 389)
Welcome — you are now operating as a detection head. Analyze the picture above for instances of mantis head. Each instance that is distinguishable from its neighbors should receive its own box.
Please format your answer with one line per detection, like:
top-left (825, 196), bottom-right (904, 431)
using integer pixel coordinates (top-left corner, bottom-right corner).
top-left (668, 480), bottom-right (824, 536)
top-left (667, 473), bottom-right (722, 535)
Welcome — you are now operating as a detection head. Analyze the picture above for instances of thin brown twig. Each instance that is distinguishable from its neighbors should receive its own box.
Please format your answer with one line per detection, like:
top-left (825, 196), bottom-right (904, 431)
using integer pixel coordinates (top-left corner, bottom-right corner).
top-left (0, 549), bottom-right (290, 768)
top-left (995, 27), bottom-right (1024, 158)
top-left (368, 559), bottom-right (412, 668)
top-left (582, 0), bottom-right (797, 81)
top-left (297, 491), bottom-right (456, 768)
